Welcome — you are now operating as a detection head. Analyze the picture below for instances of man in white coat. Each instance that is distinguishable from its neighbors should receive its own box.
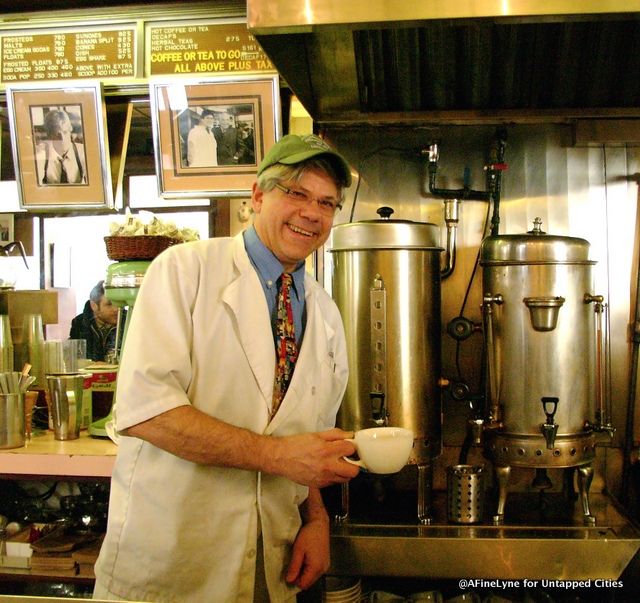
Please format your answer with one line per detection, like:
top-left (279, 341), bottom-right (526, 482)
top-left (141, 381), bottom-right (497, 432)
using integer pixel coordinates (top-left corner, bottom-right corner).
top-left (93, 134), bottom-right (358, 602)
top-left (186, 109), bottom-right (218, 168)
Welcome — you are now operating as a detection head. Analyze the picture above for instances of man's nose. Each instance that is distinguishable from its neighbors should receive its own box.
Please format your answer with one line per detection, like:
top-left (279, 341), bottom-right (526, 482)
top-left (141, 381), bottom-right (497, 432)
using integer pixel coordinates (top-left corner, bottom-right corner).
top-left (299, 198), bottom-right (326, 220)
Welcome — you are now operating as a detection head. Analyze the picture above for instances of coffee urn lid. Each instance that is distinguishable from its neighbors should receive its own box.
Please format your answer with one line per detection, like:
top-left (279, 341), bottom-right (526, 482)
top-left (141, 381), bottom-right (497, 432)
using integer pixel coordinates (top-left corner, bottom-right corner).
top-left (480, 218), bottom-right (593, 264)
top-left (330, 206), bottom-right (443, 251)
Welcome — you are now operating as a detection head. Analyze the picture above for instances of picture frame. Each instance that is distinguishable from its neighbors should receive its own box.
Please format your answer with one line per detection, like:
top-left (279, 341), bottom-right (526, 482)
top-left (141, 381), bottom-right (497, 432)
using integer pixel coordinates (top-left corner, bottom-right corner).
top-left (0, 214), bottom-right (14, 243)
top-left (150, 74), bottom-right (280, 198)
top-left (6, 82), bottom-right (113, 210)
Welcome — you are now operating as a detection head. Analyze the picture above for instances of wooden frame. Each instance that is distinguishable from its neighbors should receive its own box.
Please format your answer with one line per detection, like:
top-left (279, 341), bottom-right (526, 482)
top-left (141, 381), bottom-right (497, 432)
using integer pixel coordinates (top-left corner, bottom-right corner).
top-left (6, 82), bottom-right (113, 210)
top-left (150, 74), bottom-right (280, 198)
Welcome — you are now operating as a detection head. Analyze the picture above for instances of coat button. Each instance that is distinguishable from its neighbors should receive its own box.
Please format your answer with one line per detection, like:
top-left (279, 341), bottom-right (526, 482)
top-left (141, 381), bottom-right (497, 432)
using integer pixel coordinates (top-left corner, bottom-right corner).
top-left (247, 549), bottom-right (256, 558)
top-left (311, 386), bottom-right (316, 395)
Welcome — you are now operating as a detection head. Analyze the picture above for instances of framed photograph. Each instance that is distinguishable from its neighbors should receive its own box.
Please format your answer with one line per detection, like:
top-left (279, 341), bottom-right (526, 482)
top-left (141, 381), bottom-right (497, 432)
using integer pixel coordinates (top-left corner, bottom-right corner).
top-left (0, 214), bottom-right (14, 243)
top-left (150, 74), bottom-right (280, 198)
top-left (6, 82), bottom-right (113, 210)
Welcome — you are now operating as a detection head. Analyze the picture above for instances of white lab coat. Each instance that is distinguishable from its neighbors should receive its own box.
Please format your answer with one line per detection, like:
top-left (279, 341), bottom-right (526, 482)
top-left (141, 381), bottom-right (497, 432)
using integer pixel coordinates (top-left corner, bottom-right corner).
top-left (187, 125), bottom-right (218, 167)
top-left (94, 233), bottom-right (348, 603)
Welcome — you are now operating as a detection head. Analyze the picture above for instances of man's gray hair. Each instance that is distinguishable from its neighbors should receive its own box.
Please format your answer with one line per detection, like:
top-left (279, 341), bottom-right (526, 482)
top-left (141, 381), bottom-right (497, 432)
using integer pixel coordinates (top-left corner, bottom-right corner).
top-left (89, 280), bottom-right (105, 304)
top-left (257, 158), bottom-right (347, 202)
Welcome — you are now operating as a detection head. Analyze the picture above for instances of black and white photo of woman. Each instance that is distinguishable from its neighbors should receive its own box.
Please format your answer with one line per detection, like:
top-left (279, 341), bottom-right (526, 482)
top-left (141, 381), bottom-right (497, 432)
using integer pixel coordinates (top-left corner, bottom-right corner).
top-left (34, 108), bottom-right (88, 186)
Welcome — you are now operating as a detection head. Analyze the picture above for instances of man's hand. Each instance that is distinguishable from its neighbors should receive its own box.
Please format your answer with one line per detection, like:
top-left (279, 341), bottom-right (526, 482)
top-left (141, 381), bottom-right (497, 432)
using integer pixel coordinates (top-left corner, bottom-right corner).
top-left (286, 488), bottom-right (330, 590)
top-left (285, 513), bottom-right (330, 590)
top-left (265, 428), bottom-right (359, 488)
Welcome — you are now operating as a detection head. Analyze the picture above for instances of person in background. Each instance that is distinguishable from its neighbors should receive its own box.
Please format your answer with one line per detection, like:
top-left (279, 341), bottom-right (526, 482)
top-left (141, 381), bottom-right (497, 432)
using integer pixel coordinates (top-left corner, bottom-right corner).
top-left (34, 109), bottom-right (87, 185)
top-left (186, 109), bottom-right (218, 167)
top-left (213, 110), bottom-right (246, 164)
top-left (69, 281), bottom-right (119, 362)
top-left (237, 121), bottom-right (256, 164)
top-left (93, 134), bottom-right (358, 602)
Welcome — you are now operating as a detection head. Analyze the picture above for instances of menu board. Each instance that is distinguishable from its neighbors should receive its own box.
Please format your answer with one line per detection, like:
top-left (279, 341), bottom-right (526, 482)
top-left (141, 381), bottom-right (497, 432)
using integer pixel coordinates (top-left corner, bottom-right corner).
top-left (0, 26), bottom-right (136, 83)
top-left (148, 21), bottom-right (274, 76)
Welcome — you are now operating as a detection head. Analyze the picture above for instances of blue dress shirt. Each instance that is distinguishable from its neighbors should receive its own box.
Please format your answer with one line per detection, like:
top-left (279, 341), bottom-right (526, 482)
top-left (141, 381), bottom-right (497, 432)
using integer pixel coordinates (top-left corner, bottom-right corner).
top-left (243, 226), bottom-right (307, 346)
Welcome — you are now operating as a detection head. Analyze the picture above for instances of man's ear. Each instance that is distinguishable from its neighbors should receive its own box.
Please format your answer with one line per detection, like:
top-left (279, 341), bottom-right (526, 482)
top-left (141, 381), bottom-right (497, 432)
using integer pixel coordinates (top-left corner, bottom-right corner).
top-left (251, 181), bottom-right (263, 215)
top-left (90, 301), bottom-right (99, 314)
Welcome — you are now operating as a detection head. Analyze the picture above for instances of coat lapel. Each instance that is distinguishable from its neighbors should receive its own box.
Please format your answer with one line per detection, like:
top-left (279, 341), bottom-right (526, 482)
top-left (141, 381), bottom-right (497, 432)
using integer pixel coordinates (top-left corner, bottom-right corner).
top-left (222, 236), bottom-right (275, 409)
top-left (267, 280), bottom-right (335, 432)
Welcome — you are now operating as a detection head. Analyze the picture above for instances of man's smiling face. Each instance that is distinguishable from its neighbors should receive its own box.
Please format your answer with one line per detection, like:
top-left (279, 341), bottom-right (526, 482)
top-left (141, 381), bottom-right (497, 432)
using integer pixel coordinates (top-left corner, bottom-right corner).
top-left (252, 167), bottom-right (338, 272)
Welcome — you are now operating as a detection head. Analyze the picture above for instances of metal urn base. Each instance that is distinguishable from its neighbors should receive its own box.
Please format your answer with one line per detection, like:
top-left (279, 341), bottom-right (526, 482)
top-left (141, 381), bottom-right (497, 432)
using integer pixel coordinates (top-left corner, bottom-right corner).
top-left (485, 431), bottom-right (597, 526)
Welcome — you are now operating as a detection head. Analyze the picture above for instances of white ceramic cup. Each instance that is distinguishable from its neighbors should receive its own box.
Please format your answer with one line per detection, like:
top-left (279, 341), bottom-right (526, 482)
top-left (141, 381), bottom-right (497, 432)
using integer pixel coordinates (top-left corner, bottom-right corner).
top-left (344, 426), bottom-right (414, 474)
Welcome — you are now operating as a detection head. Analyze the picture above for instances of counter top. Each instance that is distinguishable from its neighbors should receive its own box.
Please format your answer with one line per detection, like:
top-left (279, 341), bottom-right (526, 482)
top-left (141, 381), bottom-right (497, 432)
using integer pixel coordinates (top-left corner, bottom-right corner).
top-left (0, 431), bottom-right (117, 478)
top-left (329, 491), bottom-right (640, 580)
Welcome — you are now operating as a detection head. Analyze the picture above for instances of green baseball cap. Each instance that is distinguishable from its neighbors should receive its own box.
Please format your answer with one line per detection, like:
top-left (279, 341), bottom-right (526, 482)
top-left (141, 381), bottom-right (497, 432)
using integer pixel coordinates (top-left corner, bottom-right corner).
top-left (257, 134), bottom-right (352, 187)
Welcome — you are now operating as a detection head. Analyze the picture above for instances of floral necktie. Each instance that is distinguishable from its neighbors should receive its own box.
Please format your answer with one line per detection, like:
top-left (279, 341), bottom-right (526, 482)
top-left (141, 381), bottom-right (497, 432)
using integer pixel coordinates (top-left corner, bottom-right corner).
top-left (272, 273), bottom-right (298, 418)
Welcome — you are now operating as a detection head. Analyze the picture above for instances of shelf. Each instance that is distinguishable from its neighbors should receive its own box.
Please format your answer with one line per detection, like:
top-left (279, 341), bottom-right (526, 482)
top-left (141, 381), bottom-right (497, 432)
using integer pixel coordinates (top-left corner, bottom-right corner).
top-left (0, 431), bottom-right (117, 478)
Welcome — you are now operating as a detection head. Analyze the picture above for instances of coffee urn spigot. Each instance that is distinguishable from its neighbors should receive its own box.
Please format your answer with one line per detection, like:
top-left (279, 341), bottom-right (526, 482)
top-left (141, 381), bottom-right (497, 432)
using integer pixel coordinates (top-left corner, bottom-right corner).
top-left (541, 397), bottom-right (560, 449)
top-left (469, 418), bottom-right (484, 446)
top-left (370, 391), bottom-right (387, 426)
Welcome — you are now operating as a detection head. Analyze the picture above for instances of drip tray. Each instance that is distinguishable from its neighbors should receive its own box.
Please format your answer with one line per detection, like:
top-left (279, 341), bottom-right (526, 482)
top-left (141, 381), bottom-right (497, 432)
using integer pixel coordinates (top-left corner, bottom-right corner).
top-left (329, 492), bottom-right (640, 579)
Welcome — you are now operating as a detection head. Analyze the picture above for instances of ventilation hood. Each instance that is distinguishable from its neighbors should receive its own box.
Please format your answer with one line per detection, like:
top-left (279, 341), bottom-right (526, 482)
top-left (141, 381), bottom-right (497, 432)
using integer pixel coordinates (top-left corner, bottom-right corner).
top-left (247, 0), bottom-right (640, 125)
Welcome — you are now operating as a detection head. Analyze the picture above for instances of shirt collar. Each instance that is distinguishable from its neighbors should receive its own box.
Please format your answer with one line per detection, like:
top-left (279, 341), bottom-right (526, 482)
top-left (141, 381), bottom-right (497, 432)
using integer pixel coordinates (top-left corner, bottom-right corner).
top-left (243, 226), bottom-right (305, 300)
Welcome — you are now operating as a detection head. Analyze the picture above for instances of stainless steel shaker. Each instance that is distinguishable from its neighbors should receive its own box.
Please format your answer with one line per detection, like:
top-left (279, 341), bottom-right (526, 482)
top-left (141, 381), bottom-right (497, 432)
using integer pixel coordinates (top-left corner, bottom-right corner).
top-left (46, 373), bottom-right (86, 440)
top-left (0, 392), bottom-right (24, 449)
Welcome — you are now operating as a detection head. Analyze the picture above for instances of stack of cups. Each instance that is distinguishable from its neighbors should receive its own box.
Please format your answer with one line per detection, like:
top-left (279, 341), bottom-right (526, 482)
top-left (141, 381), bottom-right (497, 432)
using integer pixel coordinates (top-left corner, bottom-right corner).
top-left (0, 315), bottom-right (13, 373)
top-left (22, 313), bottom-right (45, 389)
top-left (44, 340), bottom-right (65, 374)
top-left (65, 339), bottom-right (87, 372)
top-left (44, 339), bottom-right (88, 374)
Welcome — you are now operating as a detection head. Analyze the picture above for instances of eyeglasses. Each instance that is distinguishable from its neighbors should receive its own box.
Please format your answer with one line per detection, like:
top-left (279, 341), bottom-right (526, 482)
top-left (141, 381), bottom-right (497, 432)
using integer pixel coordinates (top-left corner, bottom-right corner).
top-left (274, 183), bottom-right (342, 216)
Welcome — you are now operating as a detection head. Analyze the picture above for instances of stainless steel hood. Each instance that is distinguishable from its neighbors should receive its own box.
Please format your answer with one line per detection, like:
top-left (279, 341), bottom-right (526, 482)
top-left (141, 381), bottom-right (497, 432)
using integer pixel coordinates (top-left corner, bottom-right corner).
top-left (247, 0), bottom-right (640, 124)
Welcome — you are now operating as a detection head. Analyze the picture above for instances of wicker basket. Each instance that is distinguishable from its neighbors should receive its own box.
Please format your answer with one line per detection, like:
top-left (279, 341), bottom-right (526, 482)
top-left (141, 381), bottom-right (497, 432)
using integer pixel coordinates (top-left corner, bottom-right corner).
top-left (104, 235), bottom-right (180, 261)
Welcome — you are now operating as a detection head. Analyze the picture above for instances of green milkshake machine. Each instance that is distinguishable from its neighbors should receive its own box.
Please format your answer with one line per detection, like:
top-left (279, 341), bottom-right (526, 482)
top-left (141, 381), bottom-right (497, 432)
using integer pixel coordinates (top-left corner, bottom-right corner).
top-left (88, 259), bottom-right (151, 437)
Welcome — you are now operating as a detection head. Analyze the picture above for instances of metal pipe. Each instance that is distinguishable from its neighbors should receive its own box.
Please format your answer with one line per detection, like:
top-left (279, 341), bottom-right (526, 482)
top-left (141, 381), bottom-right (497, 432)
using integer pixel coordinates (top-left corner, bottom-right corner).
top-left (424, 143), bottom-right (490, 201)
top-left (594, 299), bottom-right (606, 426)
top-left (422, 131), bottom-right (507, 246)
top-left (585, 294), bottom-right (615, 437)
top-left (441, 199), bottom-right (460, 279)
top-left (335, 483), bottom-right (349, 523)
top-left (487, 130), bottom-right (508, 235)
top-left (622, 281), bottom-right (640, 503)
top-left (482, 293), bottom-right (503, 424)
top-left (417, 463), bottom-right (433, 525)
top-left (114, 307), bottom-right (124, 363)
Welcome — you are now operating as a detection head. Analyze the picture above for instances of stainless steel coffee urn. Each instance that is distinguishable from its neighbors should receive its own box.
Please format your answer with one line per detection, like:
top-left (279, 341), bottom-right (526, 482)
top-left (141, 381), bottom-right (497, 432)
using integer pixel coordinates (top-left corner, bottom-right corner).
top-left (330, 208), bottom-right (444, 523)
top-left (479, 218), bottom-right (612, 525)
